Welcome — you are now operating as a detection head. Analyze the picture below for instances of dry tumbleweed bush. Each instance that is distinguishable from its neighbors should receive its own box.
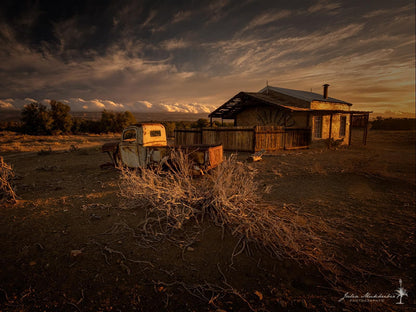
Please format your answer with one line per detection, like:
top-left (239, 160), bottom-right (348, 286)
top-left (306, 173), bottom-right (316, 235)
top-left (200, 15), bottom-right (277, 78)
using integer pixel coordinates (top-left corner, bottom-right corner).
top-left (119, 151), bottom-right (329, 265)
top-left (0, 156), bottom-right (17, 203)
top-left (119, 149), bottom-right (205, 231)
top-left (118, 151), bottom-right (381, 292)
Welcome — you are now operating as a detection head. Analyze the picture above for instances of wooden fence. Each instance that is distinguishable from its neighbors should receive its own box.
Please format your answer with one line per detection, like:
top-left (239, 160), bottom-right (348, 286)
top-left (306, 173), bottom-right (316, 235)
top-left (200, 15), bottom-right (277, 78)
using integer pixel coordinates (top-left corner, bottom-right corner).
top-left (175, 126), bottom-right (311, 152)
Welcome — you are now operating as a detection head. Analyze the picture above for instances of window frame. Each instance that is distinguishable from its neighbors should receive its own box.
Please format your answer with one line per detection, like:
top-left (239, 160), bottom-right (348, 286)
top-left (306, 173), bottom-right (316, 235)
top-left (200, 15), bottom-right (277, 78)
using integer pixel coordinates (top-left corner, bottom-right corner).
top-left (122, 129), bottom-right (136, 141)
top-left (314, 116), bottom-right (323, 139)
top-left (150, 130), bottom-right (161, 137)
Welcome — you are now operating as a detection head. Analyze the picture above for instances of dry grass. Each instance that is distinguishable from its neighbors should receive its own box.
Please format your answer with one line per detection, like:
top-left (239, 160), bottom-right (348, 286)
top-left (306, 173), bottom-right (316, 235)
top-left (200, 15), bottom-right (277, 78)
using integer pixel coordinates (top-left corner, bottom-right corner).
top-left (0, 131), bottom-right (119, 152)
top-left (119, 149), bottom-right (407, 301)
top-left (0, 156), bottom-right (16, 203)
top-left (119, 151), bottom-right (350, 291)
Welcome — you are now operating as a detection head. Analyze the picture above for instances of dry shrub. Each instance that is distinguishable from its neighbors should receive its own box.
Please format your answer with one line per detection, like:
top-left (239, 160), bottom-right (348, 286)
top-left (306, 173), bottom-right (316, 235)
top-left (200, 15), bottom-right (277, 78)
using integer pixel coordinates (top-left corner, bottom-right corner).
top-left (119, 151), bottom-right (382, 293)
top-left (0, 156), bottom-right (17, 203)
top-left (119, 151), bottom-right (328, 265)
top-left (119, 149), bottom-right (205, 231)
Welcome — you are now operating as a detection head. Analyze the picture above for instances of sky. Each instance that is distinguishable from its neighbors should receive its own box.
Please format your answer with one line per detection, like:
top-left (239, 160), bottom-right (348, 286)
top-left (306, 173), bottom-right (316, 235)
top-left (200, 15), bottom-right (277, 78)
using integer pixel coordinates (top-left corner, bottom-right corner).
top-left (0, 0), bottom-right (414, 116)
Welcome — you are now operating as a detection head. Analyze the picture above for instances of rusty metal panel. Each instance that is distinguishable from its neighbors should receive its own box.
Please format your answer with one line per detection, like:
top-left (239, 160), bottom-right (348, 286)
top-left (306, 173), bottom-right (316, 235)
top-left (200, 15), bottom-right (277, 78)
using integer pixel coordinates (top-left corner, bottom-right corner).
top-left (208, 145), bottom-right (223, 168)
top-left (120, 142), bottom-right (140, 167)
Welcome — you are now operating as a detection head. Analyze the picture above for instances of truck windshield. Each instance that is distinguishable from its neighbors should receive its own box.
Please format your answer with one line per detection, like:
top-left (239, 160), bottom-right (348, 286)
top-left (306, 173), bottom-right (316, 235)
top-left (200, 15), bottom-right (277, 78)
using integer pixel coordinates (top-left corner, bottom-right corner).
top-left (123, 129), bottom-right (136, 141)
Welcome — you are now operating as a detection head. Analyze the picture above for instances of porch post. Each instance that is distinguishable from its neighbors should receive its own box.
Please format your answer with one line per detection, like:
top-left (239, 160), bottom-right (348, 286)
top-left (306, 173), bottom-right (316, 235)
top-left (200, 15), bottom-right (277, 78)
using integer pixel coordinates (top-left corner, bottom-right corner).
top-left (363, 114), bottom-right (369, 145)
top-left (348, 113), bottom-right (353, 146)
top-left (328, 114), bottom-right (333, 140)
top-left (210, 116), bottom-right (213, 127)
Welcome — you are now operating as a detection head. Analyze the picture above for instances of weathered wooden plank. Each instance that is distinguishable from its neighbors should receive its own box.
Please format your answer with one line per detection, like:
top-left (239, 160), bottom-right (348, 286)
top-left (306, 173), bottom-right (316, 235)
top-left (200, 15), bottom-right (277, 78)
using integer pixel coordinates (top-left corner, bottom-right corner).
top-left (174, 127), bottom-right (311, 152)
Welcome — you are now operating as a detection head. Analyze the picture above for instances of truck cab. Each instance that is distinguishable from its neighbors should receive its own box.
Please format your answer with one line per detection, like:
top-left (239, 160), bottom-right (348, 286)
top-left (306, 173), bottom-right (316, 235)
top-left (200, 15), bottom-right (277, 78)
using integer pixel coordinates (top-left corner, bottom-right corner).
top-left (119, 123), bottom-right (168, 168)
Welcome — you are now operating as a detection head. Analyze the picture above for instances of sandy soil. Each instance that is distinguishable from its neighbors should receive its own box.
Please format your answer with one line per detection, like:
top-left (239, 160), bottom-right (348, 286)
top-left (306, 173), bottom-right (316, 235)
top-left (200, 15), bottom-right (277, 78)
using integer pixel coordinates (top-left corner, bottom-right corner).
top-left (0, 130), bottom-right (415, 311)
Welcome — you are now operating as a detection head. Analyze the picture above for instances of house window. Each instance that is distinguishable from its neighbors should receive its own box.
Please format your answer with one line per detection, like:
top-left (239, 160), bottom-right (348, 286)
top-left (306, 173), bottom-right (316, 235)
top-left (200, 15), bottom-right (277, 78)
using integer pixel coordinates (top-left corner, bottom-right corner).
top-left (339, 116), bottom-right (346, 137)
top-left (314, 116), bottom-right (323, 138)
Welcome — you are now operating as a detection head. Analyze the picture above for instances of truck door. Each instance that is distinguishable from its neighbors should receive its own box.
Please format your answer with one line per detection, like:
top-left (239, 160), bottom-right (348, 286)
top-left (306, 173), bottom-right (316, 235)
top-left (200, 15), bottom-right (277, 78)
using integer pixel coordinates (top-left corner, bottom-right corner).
top-left (119, 128), bottom-right (141, 168)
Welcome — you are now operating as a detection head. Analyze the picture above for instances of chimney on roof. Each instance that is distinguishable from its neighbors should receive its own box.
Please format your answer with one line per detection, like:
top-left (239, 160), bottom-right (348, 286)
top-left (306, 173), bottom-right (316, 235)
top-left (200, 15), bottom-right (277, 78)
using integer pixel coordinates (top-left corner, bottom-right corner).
top-left (323, 84), bottom-right (330, 99)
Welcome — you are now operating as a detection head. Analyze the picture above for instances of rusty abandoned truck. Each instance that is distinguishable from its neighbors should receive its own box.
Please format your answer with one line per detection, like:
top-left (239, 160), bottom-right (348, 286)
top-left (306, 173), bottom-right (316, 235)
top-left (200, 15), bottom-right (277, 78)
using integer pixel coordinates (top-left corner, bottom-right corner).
top-left (102, 123), bottom-right (223, 174)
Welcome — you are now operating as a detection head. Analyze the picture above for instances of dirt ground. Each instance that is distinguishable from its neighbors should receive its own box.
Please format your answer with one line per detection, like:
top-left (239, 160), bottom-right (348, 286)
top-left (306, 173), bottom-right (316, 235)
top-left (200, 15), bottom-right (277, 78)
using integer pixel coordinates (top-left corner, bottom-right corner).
top-left (0, 130), bottom-right (415, 311)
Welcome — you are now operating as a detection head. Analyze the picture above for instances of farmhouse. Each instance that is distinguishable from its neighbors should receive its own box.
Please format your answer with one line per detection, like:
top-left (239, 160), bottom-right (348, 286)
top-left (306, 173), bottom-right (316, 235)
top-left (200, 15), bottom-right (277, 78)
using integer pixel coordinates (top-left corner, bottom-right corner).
top-left (175, 84), bottom-right (371, 152)
top-left (209, 84), bottom-right (371, 147)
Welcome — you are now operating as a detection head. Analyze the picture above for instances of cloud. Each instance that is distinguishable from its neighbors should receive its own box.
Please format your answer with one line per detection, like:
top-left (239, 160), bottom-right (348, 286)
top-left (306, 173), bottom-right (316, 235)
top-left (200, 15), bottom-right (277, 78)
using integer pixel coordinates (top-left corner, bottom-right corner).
top-left (134, 100), bottom-right (153, 110)
top-left (0, 1), bottom-right (413, 116)
top-left (161, 38), bottom-right (190, 50)
top-left (0, 97), bottom-right (47, 110)
top-left (141, 10), bottom-right (158, 28)
top-left (0, 96), bottom-right (215, 114)
top-left (160, 102), bottom-right (214, 113)
top-left (205, 0), bottom-right (230, 23)
top-left (131, 100), bottom-right (215, 114)
top-left (171, 10), bottom-right (193, 24)
top-left (0, 98), bottom-right (16, 110)
top-left (241, 10), bottom-right (292, 33)
top-left (67, 98), bottom-right (125, 111)
top-left (363, 4), bottom-right (413, 19)
top-left (307, 0), bottom-right (341, 14)
top-left (207, 24), bottom-right (365, 75)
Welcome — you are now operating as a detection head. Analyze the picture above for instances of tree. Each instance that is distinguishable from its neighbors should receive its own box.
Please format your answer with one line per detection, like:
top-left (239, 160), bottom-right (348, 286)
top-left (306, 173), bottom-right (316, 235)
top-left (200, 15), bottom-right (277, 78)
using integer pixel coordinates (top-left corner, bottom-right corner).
top-left (50, 100), bottom-right (73, 134)
top-left (192, 118), bottom-right (209, 128)
top-left (100, 110), bottom-right (136, 133)
top-left (100, 110), bottom-right (117, 133)
top-left (115, 111), bottom-right (136, 132)
top-left (21, 102), bottom-right (53, 134)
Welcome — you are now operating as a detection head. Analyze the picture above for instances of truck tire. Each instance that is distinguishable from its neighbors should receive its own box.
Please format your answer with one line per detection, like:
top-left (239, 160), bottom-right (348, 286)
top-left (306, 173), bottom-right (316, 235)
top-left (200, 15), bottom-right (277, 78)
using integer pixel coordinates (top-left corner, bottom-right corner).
top-left (113, 150), bottom-right (122, 167)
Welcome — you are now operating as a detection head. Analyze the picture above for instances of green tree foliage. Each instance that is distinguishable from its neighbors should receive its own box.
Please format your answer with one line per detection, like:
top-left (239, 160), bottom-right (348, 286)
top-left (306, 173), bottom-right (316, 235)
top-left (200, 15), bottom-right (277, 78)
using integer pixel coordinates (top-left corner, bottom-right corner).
top-left (194, 118), bottom-right (209, 128)
top-left (116, 111), bottom-right (137, 132)
top-left (100, 110), bottom-right (116, 133)
top-left (50, 100), bottom-right (73, 134)
top-left (100, 110), bottom-right (137, 133)
top-left (21, 103), bottom-right (53, 134)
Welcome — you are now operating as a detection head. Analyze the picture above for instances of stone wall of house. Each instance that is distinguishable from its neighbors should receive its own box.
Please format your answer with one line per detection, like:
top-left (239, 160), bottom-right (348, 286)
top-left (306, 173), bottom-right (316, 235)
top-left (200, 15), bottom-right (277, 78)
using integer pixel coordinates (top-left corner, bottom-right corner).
top-left (311, 113), bottom-right (350, 145)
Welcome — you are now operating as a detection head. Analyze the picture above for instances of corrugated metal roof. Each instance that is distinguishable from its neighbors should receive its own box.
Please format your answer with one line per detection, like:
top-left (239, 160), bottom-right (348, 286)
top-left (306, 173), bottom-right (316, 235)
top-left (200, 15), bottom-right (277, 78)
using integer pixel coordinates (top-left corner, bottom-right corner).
top-left (209, 91), bottom-right (312, 118)
top-left (259, 86), bottom-right (352, 105)
top-left (209, 86), bottom-right (359, 118)
top-left (244, 92), bottom-right (311, 111)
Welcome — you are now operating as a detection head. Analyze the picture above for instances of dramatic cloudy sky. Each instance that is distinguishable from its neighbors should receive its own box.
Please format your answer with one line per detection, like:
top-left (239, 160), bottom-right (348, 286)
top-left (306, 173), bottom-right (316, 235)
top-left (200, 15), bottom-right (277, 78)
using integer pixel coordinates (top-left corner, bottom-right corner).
top-left (0, 0), bottom-right (414, 116)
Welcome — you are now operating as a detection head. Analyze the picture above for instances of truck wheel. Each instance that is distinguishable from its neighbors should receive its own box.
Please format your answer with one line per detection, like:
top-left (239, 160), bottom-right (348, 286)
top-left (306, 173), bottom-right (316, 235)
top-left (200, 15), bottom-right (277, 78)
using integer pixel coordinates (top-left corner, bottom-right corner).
top-left (113, 151), bottom-right (122, 167)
